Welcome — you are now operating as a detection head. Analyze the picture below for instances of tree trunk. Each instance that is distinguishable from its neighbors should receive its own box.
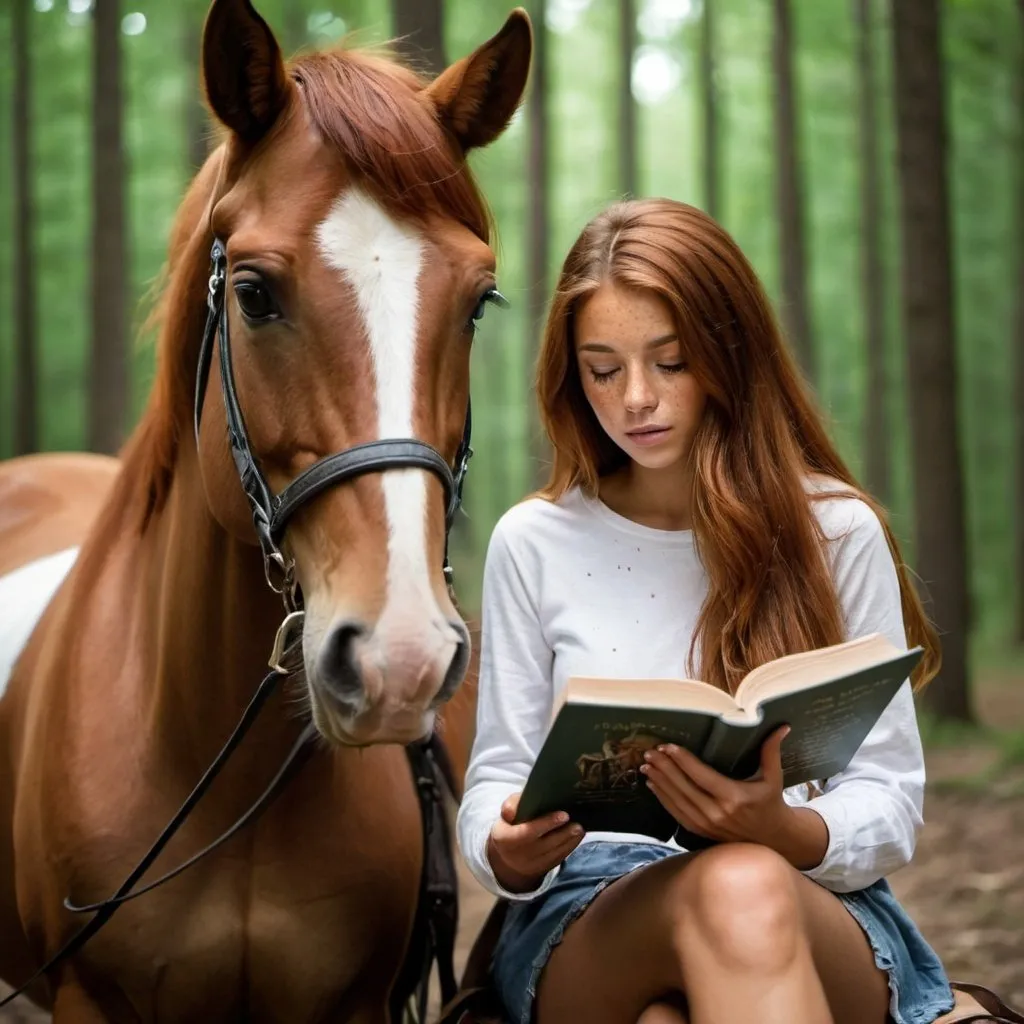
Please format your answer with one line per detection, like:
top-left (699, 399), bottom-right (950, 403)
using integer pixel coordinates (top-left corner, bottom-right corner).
top-left (1015, 0), bottom-right (1024, 644)
top-left (699, 0), bottom-right (719, 220)
top-left (770, 0), bottom-right (816, 384)
top-left (618, 0), bottom-right (637, 197)
top-left (891, 0), bottom-right (972, 720)
top-left (13, 0), bottom-right (38, 454)
top-left (284, 1), bottom-right (307, 57)
top-left (390, 0), bottom-right (445, 78)
top-left (89, 0), bottom-right (129, 455)
top-left (184, 0), bottom-right (209, 173)
top-left (526, 0), bottom-right (550, 487)
top-left (854, 0), bottom-right (889, 505)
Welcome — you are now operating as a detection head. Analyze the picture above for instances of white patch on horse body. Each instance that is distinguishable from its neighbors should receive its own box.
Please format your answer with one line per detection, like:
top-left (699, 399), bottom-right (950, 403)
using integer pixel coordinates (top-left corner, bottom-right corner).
top-left (0, 547), bottom-right (79, 699)
top-left (316, 190), bottom-right (447, 638)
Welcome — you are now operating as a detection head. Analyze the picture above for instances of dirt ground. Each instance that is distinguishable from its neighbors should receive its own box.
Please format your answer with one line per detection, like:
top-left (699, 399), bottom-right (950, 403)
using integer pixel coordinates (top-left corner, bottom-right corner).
top-left (2, 668), bottom-right (1021, 1022)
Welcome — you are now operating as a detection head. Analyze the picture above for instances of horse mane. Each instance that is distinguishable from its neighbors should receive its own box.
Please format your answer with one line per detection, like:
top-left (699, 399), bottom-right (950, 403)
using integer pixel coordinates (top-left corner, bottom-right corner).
top-left (117, 44), bottom-right (494, 531)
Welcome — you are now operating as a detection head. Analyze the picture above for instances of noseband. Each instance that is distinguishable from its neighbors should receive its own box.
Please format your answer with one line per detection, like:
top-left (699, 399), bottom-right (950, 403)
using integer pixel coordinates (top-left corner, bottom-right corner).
top-left (194, 237), bottom-right (473, 607)
top-left (0, 237), bottom-right (473, 1013)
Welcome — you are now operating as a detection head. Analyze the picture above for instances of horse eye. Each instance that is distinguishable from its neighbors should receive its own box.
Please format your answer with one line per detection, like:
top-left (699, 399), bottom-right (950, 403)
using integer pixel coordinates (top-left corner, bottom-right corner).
top-left (234, 281), bottom-right (279, 323)
top-left (469, 287), bottom-right (509, 330)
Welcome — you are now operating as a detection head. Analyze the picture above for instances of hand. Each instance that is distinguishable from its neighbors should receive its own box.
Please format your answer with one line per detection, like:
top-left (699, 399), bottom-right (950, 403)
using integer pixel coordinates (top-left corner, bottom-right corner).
top-left (486, 793), bottom-right (584, 894)
top-left (640, 726), bottom-right (793, 846)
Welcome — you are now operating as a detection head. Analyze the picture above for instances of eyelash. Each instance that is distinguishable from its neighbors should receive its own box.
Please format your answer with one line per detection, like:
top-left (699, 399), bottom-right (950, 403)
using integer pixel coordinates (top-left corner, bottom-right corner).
top-left (588, 363), bottom-right (687, 383)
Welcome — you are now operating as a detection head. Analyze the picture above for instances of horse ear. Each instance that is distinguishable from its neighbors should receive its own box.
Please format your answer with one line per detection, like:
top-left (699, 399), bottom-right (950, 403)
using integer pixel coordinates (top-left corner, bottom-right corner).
top-left (201, 0), bottom-right (289, 144)
top-left (425, 8), bottom-right (533, 153)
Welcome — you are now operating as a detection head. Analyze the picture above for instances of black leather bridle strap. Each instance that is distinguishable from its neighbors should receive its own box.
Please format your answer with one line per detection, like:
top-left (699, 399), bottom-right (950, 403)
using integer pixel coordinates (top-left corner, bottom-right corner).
top-left (0, 237), bottom-right (479, 1014)
top-left (193, 238), bottom-right (473, 589)
top-left (270, 438), bottom-right (455, 542)
top-left (0, 651), bottom-right (307, 1010)
top-left (64, 723), bottom-right (317, 914)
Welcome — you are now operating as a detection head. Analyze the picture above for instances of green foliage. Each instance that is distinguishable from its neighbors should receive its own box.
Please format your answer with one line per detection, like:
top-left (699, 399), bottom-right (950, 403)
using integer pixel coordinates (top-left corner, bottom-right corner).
top-left (0, 0), bottom-right (1021, 653)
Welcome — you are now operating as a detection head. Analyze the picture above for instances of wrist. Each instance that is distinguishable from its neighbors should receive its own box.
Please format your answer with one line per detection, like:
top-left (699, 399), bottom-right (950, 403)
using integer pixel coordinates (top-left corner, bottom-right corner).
top-left (486, 834), bottom-right (544, 894)
top-left (765, 804), bottom-right (829, 871)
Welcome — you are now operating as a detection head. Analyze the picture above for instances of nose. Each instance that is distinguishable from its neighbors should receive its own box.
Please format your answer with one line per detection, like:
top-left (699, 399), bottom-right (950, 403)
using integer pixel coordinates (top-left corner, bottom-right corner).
top-left (316, 617), bottom-right (471, 716)
top-left (624, 366), bottom-right (657, 413)
top-left (317, 620), bottom-right (366, 713)
top-left (438, 620), bottom-right (471, 703)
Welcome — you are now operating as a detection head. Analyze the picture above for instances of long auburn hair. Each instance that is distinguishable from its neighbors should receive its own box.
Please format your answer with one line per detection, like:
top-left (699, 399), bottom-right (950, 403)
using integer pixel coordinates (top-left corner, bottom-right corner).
top-left (536, 198), bottom-right (939, 694)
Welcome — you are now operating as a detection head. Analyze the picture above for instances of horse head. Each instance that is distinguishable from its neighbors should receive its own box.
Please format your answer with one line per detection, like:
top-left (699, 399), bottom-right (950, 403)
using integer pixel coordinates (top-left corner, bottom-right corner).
top-left (193, 0), bottom-right (531, 746)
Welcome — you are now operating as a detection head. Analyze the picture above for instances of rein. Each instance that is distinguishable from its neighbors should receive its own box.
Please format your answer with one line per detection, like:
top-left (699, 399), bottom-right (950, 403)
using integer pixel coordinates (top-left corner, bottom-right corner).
top-left (0, 239), bottom-right (472, 1014)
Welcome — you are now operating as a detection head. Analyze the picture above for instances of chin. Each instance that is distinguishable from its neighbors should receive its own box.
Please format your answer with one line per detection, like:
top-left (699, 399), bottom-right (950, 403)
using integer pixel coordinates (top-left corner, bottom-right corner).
top-left (627, 447), bottom-right (687, 472)
top-left (310, 694), bottom-right (435, 747)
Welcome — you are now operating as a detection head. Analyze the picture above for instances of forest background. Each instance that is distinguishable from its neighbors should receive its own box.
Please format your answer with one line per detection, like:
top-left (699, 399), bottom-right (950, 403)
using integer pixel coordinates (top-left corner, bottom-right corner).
top-left (1, 0), bottom-right (1022, 1009)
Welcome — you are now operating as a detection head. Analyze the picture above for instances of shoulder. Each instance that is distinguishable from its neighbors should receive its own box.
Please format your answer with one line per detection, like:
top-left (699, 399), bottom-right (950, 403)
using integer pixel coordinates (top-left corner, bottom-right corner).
top-left (483, 490), bottom-right (593, 602)
top-left (488, 488), bottom-right (591, 559)
top-left (806, 475), bottom-right (886, 549)
top-left (806, 477), bottom-right (898, 595)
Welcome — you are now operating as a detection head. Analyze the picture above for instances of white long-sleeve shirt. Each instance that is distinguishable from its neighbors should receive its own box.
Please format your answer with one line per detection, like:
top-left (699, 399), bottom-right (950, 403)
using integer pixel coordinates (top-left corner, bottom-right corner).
top-left (456, 484), bottom-right (926, 900)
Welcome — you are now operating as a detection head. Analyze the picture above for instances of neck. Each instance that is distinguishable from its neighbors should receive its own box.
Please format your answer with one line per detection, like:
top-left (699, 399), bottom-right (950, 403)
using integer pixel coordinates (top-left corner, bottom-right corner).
top-left (600, 458), bottom-right (694, 531)
top-left (139, 441), bottom-right (303, 773)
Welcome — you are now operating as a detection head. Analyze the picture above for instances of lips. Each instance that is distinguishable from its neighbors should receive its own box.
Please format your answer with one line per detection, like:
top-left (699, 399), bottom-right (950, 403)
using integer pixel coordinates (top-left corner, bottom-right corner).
top-left (625, 426), bottom-right (671, 447)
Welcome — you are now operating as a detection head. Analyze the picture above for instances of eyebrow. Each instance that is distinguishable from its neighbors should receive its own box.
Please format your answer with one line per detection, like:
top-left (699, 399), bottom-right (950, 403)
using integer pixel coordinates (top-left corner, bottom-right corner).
top-left (577, 333), bottom-right (679, 354)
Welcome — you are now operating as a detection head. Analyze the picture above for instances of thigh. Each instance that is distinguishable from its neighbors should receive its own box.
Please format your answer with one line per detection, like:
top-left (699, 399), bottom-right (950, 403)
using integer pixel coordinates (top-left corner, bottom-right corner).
top-left (793, 872), bottom-right (890, 1024)
top-left (534, 850), bottom-right (889, 1024)
top-left (534, 852), bottom-right (697, 1024)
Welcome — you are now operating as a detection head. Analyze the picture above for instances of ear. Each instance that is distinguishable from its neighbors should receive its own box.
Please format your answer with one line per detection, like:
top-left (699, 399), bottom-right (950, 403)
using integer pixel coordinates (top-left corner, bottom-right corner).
top-left (201, 0), bottom-right (290, 144)
top-left (425, 8), bottom-right (533, 153)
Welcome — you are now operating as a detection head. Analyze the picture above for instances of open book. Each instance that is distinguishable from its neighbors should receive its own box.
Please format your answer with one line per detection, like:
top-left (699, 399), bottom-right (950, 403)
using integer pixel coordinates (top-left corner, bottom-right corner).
top-left (514, 633), bottom-right (922, 843)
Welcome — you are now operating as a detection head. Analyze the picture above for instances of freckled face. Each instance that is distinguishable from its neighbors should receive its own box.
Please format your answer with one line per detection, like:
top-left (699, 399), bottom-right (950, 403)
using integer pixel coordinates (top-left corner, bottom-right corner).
top-left (575, 281), bottom-right (707, 472)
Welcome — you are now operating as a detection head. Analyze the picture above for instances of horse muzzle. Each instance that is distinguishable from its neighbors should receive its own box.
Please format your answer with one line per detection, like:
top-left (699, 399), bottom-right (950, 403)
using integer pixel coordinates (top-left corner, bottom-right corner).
top-left (304, 612), bottom-right (470, 746)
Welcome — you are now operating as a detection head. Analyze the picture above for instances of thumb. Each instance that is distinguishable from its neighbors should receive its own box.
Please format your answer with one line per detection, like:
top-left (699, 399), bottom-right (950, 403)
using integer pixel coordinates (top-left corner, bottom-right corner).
top-left (761, 726), bottom-right (790, 789)
top-left (501, 793), bottom-right (521, 823)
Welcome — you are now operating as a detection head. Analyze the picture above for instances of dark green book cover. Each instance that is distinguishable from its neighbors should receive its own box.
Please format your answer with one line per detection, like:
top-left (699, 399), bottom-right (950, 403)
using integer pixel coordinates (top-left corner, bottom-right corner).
top-left (514, 644), bottom-right (923, 844)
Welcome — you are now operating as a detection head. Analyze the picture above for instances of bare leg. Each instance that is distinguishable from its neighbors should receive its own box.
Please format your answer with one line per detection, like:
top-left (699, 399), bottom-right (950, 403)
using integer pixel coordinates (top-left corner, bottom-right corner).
top-left (637, 996), bottom-right (688, 1023)
top-left (535, 843), bottom-right (890, 1024)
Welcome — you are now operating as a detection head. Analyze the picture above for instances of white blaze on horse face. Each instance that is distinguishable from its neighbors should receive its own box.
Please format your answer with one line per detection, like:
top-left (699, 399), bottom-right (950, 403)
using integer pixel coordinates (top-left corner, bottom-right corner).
top-left (315, 189), bottom-right (457, 671)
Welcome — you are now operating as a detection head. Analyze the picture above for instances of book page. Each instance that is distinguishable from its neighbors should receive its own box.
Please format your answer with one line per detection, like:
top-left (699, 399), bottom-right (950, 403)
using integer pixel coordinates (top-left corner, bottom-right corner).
top-left (561, 675), bottom-right (740, 717)
top-left (733, 634), bottom-right (904, 710)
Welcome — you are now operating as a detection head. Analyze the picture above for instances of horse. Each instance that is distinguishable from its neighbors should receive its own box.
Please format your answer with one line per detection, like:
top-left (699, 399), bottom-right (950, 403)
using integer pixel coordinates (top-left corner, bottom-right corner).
top-left (0, 1), bottom-right (529, 1019)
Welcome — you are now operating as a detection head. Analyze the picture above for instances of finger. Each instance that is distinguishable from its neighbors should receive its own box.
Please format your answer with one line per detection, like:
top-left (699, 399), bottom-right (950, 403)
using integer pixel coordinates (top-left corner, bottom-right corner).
top-left (530, 822), bottom-right (585, 867)
top-left (646, 777), bottom-right (714, 838)
top-left (499, 795), bottom-right (571, 838)
top-left (496, 816), bottom-right (576, 859)
top-left (510, 823), bottom-right (584, 878)
top-left (652, 744), bottom-right (731, 798)
top-left (759, 725), bottom-right (790, 791)
top-left (500, 793), bottom-right (521, 823)
top-left (525, 810), bottom-right (574, 839)
top-left (643, 759), bottom-right (719, 822)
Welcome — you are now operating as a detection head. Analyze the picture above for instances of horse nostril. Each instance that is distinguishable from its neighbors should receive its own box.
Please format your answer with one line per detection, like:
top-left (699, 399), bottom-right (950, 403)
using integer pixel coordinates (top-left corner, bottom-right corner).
top-left (437, 619), bottom-right (471, 704)
top-left (318, 620), bottom-right (366, 710)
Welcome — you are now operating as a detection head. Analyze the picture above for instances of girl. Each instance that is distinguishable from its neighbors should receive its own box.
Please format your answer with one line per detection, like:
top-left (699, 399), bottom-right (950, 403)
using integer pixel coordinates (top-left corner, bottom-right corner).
top-left (456, 198), bottom-right (960, 1024)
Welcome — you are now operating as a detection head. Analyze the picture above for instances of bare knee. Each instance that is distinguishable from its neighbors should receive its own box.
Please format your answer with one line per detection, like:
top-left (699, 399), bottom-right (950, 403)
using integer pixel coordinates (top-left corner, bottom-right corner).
top-left (637, 997), bottom-right (688, 1024)
top-left (672, 844), bottom-right (805, 971)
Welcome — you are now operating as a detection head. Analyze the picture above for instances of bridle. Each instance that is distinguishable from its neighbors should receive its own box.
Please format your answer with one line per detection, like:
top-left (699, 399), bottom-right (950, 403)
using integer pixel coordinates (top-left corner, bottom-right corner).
top-left (194, 236), bottom-right (474, 612)
top-left (0, 237), bottom-right (477, 1012)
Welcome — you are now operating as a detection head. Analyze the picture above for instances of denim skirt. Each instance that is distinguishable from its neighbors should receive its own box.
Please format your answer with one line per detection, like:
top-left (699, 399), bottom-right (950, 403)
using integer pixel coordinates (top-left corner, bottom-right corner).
top-left (490, 841), bottom-right (954, 1024)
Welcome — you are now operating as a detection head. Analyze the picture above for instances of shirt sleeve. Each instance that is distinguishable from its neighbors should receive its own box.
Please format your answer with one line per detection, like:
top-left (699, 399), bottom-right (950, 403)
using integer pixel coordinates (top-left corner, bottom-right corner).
top-left (800, 499), bottom-right (926, 893)
top-left (455, 514), bottom-right (561, 901)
